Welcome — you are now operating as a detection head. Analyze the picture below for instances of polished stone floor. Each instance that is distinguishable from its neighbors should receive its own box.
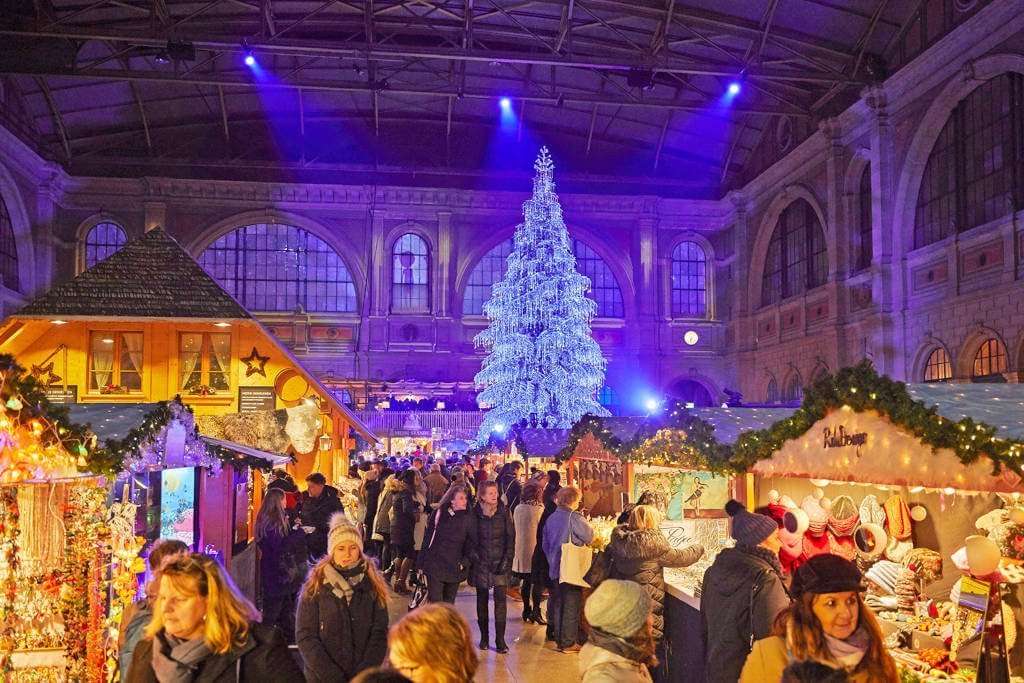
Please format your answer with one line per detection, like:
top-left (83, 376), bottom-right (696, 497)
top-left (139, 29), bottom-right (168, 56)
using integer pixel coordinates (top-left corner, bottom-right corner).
top-left (384, 584), bottom-right (582, 682)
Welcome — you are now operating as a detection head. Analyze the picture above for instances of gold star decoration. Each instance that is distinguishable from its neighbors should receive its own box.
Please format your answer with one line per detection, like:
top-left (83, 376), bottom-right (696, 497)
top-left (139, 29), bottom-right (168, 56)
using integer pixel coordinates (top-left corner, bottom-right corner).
top-left (241, 347), bottom-right (270, 378)
top-left (30, 362), bottom-right (63, 387)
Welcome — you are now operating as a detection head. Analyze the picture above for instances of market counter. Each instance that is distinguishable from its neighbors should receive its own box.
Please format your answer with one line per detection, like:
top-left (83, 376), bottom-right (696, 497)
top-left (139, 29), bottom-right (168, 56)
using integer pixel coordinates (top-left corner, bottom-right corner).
top-left (663, 567), bottom-right (706, 682)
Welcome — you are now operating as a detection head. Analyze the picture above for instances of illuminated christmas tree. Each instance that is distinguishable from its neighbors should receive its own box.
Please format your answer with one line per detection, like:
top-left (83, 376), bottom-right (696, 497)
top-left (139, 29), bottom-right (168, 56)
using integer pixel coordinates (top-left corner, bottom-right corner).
top-left (474, 147), bottom-right (608, 440)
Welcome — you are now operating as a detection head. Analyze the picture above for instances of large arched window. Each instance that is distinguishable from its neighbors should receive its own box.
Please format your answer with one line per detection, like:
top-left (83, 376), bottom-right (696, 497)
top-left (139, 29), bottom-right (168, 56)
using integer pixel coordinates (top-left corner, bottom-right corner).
top-left (783, 374), bottom-right (803, 402)
top-left (972, 338), bottom-right (1007, 380)
top-left (923, 347), bottom-right (952, 382)
top-left (462, 239), bottom-right (513, 316)
top-left (0, 194), bottom-right (18, 291)
top-left (671, 241), bottom-right (708, 318)
top-left (667, 379), bottom-right (714, 407)
top-left (572, 240), bottom-right (624, 318)
top-left (84, 221), bottom-right (127, 268)
top-left (915, 73), bottom-right (1024, 248)
top-left (598, 386), bottom-right (620, 416)
top-left (198, 223), bottom-right (357, 313)
top-left (765, 377), bottom-right (779, 403)
top-left (392, 233), bottom-right (430, 312)
top-left (854, 166), bottom-right (872, 272)
top-left (761, 199), bottom-right (828, 307)
top-left (462, 237), bottom-right (625, 319)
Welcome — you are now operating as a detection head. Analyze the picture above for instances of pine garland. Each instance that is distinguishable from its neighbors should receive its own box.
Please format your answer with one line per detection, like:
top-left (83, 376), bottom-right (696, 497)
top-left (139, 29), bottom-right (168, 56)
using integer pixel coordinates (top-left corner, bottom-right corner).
top-left (548, 361), bottom-right (1024, 478)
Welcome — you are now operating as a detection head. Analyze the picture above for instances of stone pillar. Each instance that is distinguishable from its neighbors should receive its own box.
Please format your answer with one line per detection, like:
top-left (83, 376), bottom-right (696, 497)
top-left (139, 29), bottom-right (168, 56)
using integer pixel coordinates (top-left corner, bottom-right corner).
top-left (819, 117), bottom-right (846, 282)
top-left (437, 211), bottom-right (452, 317)
top-left (33, 168), bottom-right (60, 296)
top-left (143, 201), bottom-right (167, 232)
top-left (370, 210), bottom-right (387, 316)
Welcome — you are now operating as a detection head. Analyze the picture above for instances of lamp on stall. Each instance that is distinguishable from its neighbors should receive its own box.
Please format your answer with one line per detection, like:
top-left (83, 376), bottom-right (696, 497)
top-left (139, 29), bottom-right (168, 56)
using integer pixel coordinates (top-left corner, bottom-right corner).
top-left (318, 433), bottom-right (333, 452)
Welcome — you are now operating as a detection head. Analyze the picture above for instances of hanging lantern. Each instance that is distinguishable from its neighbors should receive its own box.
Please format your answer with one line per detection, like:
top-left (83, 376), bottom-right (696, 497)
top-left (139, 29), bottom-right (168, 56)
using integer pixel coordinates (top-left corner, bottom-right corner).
top-left (318, 433), bottom-right (333, 452)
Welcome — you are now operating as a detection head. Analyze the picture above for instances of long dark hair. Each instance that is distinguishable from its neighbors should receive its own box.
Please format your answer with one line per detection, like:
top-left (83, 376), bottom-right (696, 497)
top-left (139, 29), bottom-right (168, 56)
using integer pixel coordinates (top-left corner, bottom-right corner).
top-left (438, 484), bottom-right (469, 511)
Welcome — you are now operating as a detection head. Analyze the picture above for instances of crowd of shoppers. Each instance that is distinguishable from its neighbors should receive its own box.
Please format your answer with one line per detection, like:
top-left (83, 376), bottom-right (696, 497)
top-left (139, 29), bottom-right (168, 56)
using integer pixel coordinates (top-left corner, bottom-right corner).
top-left (122, 456), bottom-right (898, 683)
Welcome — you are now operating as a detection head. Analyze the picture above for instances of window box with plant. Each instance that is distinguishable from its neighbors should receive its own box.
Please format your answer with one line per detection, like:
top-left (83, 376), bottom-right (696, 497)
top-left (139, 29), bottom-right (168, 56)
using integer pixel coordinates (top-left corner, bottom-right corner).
top-left (88, 331), bottom-right (143, 394)
top-left (180, 332), bottom-right (231, 394)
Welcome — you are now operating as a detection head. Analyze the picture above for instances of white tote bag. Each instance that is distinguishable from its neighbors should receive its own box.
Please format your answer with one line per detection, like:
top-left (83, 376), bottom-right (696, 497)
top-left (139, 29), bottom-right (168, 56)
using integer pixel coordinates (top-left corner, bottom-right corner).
top-left (559, 511), bottom-right (593, 588)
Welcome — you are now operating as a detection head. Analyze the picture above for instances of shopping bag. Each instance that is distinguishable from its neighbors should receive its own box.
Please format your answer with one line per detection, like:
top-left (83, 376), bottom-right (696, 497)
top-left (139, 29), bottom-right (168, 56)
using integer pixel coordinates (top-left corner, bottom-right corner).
top-left (408, 572), bottom-right (428, 611)
top-left (560, 511), bottom-right (593, 588)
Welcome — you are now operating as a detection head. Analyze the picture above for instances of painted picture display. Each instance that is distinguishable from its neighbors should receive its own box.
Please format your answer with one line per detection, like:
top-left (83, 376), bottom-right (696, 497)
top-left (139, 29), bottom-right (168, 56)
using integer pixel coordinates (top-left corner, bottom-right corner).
top-left (633, 465), bottom-right (731, 519)
top-left (577, 457), bottom-right (625, 517)
top-left (160, 466), bottom-right (198, 548)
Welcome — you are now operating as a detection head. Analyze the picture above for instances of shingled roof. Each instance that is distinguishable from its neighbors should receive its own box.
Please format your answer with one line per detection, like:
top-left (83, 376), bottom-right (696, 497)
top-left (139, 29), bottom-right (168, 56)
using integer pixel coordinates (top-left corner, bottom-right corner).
top-left (19, 227), bottom-right (251, 319)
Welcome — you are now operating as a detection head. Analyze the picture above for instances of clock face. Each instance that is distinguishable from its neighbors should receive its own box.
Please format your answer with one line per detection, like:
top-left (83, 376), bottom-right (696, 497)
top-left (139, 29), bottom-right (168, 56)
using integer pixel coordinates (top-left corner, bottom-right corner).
top-left (683, 330), bottom-right (699, 346)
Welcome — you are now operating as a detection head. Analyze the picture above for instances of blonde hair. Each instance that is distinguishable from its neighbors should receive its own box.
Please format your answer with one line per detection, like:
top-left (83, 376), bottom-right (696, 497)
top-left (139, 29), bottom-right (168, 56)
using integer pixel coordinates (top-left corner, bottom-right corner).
top-left (628, 504), bottom-right (663, 530)
top-left (254, 488), bottom-right (289, 542)
top-left (145, 553), bottom-right (259, 654)
top-left (778, 592), bottom-right (898, 682)
top-left (555, 485), bottom-right (581, 507)
top-left (389, 603), bottom-right (477, 683)
top-left (300, 551), bottom-right (389, 605)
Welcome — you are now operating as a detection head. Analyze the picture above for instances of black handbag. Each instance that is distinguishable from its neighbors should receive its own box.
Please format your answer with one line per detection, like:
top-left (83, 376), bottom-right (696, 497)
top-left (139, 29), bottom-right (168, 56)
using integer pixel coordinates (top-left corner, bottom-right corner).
top-left (408, 573), bottom-right (428, 611)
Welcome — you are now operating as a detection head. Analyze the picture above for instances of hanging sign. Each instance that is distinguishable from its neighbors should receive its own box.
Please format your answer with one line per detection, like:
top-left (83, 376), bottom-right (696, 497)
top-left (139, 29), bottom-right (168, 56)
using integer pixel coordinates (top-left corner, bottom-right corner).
top-left (822, 425), bottom-right (868, 457)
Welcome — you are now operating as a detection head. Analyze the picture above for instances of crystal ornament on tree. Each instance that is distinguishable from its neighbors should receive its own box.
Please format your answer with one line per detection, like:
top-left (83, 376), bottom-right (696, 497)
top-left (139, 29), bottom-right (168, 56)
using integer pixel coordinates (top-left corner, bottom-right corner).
top-left (474, 147), bottom-right (609, 440)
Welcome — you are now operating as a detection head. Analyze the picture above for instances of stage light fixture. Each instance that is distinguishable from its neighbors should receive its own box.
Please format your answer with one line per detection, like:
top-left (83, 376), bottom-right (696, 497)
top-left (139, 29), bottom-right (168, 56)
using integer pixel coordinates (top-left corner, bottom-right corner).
top-left (166, 41), bottom-right (195, 62)
top-left (627, 68), bottom-right (655, 90)
top-left (242, 40), bottom-right (256, 67)
top-left (727, 81), bottom-right (741, 96)
top-left (500, 97), bottom-right (512, 109)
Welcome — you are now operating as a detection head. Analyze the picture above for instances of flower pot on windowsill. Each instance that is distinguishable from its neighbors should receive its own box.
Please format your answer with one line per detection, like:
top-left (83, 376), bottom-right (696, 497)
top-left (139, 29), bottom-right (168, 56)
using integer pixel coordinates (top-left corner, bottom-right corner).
top-left (188, 385), bottom-right (217, 397)
top-left (100, 384), bottom-right (127, 395)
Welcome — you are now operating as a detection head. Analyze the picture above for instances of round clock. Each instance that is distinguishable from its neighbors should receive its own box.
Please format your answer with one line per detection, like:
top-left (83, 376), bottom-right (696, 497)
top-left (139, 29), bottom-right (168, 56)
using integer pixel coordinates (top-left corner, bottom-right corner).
top-left (683, 330), bottom-right (699, 346)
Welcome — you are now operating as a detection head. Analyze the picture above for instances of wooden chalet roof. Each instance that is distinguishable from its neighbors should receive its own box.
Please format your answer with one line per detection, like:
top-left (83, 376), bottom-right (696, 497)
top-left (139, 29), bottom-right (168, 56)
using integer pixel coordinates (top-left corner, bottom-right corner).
top-left (19, 227), bottom-right (251, 320)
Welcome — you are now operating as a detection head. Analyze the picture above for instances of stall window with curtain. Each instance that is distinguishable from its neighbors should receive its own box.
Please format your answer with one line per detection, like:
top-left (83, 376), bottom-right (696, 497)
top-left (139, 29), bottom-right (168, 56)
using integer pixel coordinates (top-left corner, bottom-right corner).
top-left (89, 331), bottom-right (143, 392)
top-left (391, 233), bottom-right (430, 312)
top-left (180, 332), bottom-right (231, 391)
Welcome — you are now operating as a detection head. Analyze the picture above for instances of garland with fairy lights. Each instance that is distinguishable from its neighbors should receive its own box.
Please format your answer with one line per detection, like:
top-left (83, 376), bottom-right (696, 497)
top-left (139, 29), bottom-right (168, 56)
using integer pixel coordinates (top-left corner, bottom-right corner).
top-left (549, 362), bottom-right (1024, 478)
top-left (726, 360), bottom-right (1024, 476)
top-left (552, 402), bottom-right (732, 472)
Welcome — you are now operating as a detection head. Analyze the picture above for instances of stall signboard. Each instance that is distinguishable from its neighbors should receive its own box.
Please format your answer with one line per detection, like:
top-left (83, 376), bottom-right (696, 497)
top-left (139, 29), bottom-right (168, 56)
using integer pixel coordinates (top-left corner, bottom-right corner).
top-left (660, 519), bottom-right (730, 551)
top-left (238, 386), bottom-right (276, 413)
top-left (44, 385), bottom-right (77, 404)
top-left (634, 465), bottom-right (730, 519)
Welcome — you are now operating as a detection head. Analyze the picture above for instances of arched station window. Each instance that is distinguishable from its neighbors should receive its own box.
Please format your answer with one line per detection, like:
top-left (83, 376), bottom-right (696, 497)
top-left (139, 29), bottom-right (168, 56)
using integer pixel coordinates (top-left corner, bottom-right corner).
top-left (923, 348), bottom-right (952, 382)
top-left (598, 386), bottom-right (620, 416)
top-left (671, 241), bottom-right (708, 318)
top-left (198, 223), bottom-right (357, 312)
top-left (972, 338), bottom-right (1007, 381)
top-left (84, 221), bottom-right (127, 268)
top-left (761, 199), bottom-right (828, 307)
top-left (915, 73), bottom-right (1024, 248)
top-left (783, 375), bottom-right (803, 402)
top-left (765, 377), bottom-right (779, 403)
top-left (854, 166), bottom-right (872, 271)
top-left (392, 233), bottom-right (430, 312)
top-left (0, 194), bottom-right (18, 291)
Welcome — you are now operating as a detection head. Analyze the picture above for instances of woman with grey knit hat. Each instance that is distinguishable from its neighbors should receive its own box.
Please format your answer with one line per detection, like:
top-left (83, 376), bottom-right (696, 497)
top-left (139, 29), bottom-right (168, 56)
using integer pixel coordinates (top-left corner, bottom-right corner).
top-left (700, 499), bottom-right (791, 683)
top-left (297, 513), bottom-right (391, 682)
top-left (579, 579), bottom-right (657, 683)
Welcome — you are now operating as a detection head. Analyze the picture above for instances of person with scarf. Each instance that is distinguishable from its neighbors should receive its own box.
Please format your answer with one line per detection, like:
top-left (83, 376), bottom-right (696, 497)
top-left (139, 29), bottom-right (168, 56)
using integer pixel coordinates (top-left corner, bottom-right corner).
top-left (513, 480), bottom-right (546, 624)
top-left (254, 488), bottom-right (309, 644)
top-left (740, 554), bottom-right (899, 683)
top-left (700, 499), bottom-right (790, 683)
top-left (124, 553), bottom-right (302, 682)
top-left (296, 513), bottom-right (390, 682)
top-left (469, 480), bottom-right (516, 653)
top-left (419, 484), bottom-right (478, 603)
top-left (578, 579), bottom-right (657, 683)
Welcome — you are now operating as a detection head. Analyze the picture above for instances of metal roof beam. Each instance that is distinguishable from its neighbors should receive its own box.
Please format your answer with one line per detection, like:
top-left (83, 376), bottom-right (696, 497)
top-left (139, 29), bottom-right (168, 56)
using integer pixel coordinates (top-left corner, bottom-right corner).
top-left (34, 77), bottom-right (71, 159)
top-left (0, 29), bottom-right (861, 84)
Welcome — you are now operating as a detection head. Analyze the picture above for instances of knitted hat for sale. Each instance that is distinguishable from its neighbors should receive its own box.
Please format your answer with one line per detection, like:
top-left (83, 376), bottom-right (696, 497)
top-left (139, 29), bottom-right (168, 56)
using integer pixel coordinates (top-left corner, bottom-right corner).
top-left (779, 526), bottom-right (804, 558)
top-left (883, 495), bottom-right (913, 540)
top-left (853, 522), bottom-right (888, 561)
top-left (859, 495), bottom-right (886, 527)
top-left (802, 495), bottom-right (829, 537)
top-left (864, 560), bottom-right (901, 595)
top-left (828, 532), bottom-right (857, 562)
top-left (784, 507), bottom-right (810, 536)
top-left (828, 496), bottom-right (860, 537)
top-left (584, 579), bottom-right (652, 638)
top-left (989, 521), bottom-right (1024, 562)
top-left (327, 512), bottom-right (364, 556)
top-left (725, 499), bottom-right (778, 548)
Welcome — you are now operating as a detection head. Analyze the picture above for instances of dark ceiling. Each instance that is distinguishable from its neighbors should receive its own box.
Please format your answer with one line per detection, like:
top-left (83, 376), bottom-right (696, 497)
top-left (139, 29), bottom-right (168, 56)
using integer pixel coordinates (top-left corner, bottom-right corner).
top-left (0, 0), bottom-right (932, 197)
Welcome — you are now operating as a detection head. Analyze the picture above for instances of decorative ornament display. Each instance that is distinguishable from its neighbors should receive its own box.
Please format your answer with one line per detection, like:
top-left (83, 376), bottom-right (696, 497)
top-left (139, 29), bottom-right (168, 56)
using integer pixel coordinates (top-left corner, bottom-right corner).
top-left (29, 363), bottom-right (62, 388)
top-left (241, 347), bottom-right (270, 378)
top-left (473, 148), bottom-right (609, 441)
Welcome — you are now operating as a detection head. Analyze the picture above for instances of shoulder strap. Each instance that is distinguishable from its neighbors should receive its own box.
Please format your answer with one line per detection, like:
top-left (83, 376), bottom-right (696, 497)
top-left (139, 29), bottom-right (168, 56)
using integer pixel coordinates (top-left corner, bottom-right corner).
top-left (564, 511), bottom-right (575, 545)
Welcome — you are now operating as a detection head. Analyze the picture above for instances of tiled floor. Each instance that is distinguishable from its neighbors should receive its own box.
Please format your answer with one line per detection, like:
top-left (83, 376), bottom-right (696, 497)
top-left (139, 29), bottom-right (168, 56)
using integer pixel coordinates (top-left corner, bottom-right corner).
top-left (384, 585), bottom-right (582, 682)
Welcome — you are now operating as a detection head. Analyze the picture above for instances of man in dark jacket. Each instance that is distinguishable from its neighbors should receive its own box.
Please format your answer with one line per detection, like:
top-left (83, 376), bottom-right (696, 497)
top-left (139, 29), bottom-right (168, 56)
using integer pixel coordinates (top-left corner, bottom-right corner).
top-left (700, 500), bottom-right (790, 683)
top-left (297, 472), bottom-right (344, 560)
top-left (542, 470), bottom-right (561, 514)
top-left (495, 462), bottom-right (524, 512)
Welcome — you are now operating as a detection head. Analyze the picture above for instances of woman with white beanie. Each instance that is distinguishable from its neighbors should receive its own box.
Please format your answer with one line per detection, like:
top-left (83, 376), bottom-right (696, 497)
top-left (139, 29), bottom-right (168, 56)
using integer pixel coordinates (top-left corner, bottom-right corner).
top-left (297, 513), bottom-right (390, 682)
top-left (579, 579), bottom-right (657, 683)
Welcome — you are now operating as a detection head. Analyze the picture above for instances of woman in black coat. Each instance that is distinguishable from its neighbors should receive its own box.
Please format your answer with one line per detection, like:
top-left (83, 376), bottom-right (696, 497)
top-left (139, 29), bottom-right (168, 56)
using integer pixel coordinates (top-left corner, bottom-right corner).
top-left (469, 480), bottom-right (516, 654)
top-left (606, 505), bottom-right (704, 641)
top-left (297, 515), bottom-right (390, 682)
top-left (254, 489), bottom-right (309, 644)
top-left (389, 469), bottom-right (422, 594)
top-left (418, 484), bottom-right (478, 604)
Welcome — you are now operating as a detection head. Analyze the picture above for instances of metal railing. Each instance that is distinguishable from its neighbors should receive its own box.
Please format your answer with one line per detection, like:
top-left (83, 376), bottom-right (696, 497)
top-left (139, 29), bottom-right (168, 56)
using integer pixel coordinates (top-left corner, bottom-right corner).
top-left (353, 410), bottom-right (485, 436)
